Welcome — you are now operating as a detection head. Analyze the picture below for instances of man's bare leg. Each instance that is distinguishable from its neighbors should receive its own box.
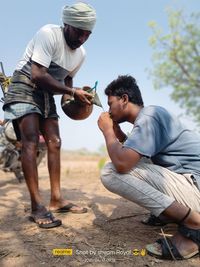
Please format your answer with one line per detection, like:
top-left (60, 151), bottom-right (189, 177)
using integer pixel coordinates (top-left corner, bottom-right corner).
top-left (18, 114), bottom-right (56, 225)
top-left (41, 118), bottom-right (86, 212)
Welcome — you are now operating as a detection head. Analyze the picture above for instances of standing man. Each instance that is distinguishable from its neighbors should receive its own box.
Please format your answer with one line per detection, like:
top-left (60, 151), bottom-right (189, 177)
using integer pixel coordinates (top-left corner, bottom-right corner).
top-left (3, 2), bottom-right (96, 228)
top-left (98, 75), bottom-right (200, 260)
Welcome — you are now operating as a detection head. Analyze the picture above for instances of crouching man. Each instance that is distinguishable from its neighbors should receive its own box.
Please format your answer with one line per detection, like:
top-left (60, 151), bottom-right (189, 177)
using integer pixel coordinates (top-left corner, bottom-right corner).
top-left (97, 75), bottom-right (200, 260)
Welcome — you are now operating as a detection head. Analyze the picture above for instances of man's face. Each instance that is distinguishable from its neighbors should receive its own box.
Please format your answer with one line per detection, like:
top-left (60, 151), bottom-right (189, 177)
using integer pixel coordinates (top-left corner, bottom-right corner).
top-left (107, 95), bottom-right (126, 123)
top-left (64, 25), bottom-right (91, 50)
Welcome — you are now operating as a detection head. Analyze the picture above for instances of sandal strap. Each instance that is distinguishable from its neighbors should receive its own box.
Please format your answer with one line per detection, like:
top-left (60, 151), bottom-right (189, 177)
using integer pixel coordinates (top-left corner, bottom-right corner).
top-left (179, 225), bottom-right (200, 249)
top-left (32, 211), bottom-right (54, 221)
top-left (157, 238), bottom-right (183, 260)
top-left (178, 208), bottom-right (191, 225)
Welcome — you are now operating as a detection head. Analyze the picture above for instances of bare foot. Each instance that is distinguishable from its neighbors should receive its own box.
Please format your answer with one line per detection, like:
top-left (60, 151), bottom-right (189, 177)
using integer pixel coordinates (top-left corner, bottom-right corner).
top-left (30, 205), bottom-right (61, 227)
top-left (49, 199), bottom-right (87, 213)
top-left (146, 231), bottom-right (199, 259)
top-left (170, 232), bottom-right (198, 257)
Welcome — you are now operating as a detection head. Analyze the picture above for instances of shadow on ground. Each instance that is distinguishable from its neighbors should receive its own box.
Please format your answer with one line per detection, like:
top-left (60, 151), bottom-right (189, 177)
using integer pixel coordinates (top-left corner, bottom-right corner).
top-left (0, 155), bottom-right (199, 267)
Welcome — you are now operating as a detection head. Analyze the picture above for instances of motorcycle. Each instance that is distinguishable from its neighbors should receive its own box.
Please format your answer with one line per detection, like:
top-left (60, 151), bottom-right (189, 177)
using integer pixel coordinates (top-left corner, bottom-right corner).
top-left (0, 62), bottom-right (46, 182)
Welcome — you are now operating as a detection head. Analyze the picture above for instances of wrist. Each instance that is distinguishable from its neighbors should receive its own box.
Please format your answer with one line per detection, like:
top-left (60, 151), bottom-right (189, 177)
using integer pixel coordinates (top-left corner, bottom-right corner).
top-left (103, 127), bottom-right (116, 138)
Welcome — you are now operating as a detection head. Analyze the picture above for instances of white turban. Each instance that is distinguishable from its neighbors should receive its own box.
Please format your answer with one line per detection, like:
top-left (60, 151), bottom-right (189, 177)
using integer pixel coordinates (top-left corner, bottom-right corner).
top-left (62, 2), bottom-right (96, 32)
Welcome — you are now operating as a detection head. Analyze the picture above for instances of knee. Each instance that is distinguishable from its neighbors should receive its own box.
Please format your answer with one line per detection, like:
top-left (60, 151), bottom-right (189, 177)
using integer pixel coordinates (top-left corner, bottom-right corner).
top-left (47, 137), bottom-right (61, 150)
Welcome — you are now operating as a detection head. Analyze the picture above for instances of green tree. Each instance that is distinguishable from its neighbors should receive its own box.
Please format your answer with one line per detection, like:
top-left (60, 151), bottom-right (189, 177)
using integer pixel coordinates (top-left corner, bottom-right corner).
top-left (148, 9), bottom-right (200, 123)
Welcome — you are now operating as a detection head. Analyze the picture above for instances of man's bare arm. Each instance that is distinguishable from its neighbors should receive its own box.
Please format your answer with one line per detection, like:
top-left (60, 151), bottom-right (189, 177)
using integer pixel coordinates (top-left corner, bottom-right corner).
top-left (98, 112), bottom-right (141, 173)
top-left (31, 62), bottom-right (92, 104)
top-left (113, 122), bottom-right (127, 143)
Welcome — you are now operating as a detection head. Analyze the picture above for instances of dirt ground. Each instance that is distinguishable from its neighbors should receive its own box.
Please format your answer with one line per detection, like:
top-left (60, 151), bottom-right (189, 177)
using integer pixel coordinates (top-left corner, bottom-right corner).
top-left (0, 152), bottom-right (199, 267)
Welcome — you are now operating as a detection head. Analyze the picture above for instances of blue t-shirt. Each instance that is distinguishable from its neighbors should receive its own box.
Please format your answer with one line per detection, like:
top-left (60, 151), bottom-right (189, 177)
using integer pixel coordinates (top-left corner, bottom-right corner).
top-left (123, 106), bottom-right (200, 188)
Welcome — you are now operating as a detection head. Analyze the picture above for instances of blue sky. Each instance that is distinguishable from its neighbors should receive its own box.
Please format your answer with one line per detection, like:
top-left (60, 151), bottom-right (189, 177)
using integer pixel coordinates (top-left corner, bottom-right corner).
top-left (0, 0), bottom-right (200, 151)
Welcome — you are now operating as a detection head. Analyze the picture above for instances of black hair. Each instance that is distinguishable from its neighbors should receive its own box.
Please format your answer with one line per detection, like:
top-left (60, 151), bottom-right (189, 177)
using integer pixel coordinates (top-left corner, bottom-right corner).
top-left (105, 75), bottom-right (144, 106)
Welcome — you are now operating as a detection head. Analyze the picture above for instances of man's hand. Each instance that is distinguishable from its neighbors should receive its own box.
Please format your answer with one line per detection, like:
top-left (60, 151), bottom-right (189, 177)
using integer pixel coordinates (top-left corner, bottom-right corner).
top-left (98, 112), bottom-right (141, 173)
top-left (98, 112), bottom-right (114, 133)
top-left (74, 88), bottom-right (93, 105)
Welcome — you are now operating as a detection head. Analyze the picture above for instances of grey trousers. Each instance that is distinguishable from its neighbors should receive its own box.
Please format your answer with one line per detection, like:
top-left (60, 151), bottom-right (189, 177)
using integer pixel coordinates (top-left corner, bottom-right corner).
top-left (101, 162), bottom-right (200, 217)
